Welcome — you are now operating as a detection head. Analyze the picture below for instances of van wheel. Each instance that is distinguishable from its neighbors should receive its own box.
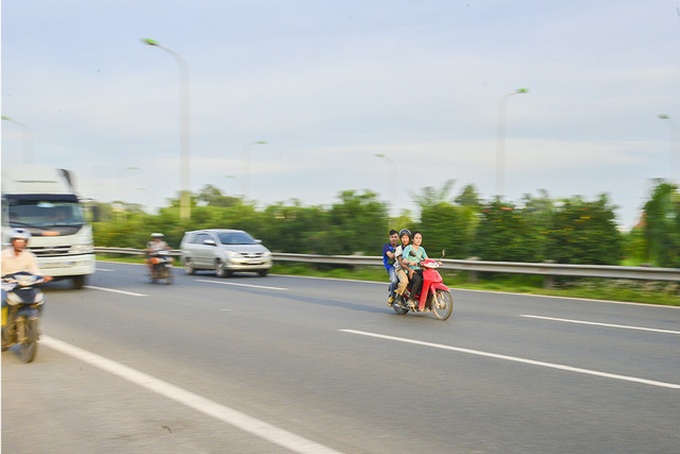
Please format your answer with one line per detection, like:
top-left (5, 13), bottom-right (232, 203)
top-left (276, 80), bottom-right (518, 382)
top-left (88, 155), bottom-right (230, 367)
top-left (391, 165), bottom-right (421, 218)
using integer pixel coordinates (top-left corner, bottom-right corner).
top-left (215, 260), bottom-right (227, 278)
top-left (184, 257), bottom-right (196, 275)
top-left (258, 270), bottom-right (269, 277)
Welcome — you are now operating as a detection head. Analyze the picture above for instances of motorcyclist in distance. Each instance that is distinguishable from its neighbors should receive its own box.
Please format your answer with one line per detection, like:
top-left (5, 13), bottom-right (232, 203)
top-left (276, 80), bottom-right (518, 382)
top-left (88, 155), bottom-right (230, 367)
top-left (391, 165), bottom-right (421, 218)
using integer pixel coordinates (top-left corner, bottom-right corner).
top-left (146, 233), bottom-right (170, 273)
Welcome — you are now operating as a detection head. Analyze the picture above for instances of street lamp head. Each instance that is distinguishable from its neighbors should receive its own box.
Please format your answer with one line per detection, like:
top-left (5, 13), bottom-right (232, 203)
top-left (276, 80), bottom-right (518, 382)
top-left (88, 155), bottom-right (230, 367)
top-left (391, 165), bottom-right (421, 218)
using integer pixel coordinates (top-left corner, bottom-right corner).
top-left (141, 38), bottom-right (159, 46)
top-left (2, 115), bottom-right (12, 121)
top-left (256, 140), bottom-right (267, 145)
top-left (516, 88), bottom-right (529, 94)
top-left (375, 153), bottom-right (386, 158)
top-left (659, 114), bottom-right (671, 120)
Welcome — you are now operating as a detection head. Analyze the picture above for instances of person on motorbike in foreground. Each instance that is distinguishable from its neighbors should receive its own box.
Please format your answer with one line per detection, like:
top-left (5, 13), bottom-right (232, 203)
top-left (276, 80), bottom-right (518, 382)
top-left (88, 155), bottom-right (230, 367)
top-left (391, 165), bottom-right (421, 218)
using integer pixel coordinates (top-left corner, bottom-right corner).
top-left (402, 230), bottom-right (428, 311)
top-left (382, 229), bottom-right (399, 305)
top-left (146, 233), bottom-right (170, 273)
top-left (390, 228), bottom-right (411, 306)
top-left (1, 228), bottom-right (52, 308)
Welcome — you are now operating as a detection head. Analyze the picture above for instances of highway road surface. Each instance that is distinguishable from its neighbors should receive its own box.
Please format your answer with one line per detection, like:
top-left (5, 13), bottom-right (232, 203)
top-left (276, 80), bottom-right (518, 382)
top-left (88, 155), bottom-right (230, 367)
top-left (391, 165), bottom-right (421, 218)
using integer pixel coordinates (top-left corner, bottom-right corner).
top-left (3, 262), bottom-right (679, 453)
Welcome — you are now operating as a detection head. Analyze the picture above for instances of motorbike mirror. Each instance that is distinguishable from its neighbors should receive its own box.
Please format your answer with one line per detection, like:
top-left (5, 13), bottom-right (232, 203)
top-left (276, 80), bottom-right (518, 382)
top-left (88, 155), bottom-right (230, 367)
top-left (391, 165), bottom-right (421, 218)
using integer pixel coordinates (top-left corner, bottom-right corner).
top-left (441, 249), bottom-right (446, 258)
top-left (409, 251), bottom-right (417, 257)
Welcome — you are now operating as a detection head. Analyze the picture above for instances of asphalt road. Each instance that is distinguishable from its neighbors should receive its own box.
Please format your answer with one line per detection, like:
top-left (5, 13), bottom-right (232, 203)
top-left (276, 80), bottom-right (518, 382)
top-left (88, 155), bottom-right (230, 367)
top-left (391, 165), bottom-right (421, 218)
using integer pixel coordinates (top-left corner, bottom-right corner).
top-left (3, 262), bottom-right (679, 453)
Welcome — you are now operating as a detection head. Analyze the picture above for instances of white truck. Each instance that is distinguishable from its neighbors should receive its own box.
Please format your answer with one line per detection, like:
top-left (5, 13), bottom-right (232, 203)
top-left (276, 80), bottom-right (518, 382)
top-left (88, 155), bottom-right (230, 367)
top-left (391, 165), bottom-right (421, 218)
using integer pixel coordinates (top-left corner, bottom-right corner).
top-left (2, 165), bottom-right (96, 288)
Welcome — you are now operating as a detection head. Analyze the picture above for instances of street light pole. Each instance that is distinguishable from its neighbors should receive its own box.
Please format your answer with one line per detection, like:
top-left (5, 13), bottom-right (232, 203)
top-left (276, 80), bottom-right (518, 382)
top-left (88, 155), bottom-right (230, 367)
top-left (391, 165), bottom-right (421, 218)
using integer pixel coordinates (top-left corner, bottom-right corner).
top-left (375, 153), bottom-right (395, 216)
top-left (658, 114), bottom-right (680, 183)
top-left (142, 38), bottom-right (191, 219)
top-left (2, 115), bottom-right (34, 164)
top-left (496, 88), bottom-right (529, 197)
top-left (241, 141), bottom-right (267, 200)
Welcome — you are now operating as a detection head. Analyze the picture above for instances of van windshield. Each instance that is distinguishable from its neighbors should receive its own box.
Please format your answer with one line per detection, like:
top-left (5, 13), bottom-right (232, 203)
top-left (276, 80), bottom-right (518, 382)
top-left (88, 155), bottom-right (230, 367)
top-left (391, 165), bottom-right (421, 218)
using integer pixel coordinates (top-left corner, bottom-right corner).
top-left (217, 231), bottom-right (257, 245)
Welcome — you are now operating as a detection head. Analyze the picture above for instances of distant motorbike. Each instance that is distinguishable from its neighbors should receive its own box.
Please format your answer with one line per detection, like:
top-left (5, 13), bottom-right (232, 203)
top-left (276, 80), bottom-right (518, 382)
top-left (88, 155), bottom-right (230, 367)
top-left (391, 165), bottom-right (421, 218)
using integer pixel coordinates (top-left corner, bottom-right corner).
top-left (2, 272), bottom-right (46, 363)
top-left (391, 252), bottom-right (453, 321)
top-left (148, 250), bottom-right (174, 284)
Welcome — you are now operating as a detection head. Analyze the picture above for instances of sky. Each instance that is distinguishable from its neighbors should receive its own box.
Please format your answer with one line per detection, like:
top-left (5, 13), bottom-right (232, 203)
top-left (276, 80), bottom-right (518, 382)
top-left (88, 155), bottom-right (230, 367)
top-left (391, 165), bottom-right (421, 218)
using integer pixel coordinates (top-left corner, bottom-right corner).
top-left (2, 0), bottom-right (679, 229)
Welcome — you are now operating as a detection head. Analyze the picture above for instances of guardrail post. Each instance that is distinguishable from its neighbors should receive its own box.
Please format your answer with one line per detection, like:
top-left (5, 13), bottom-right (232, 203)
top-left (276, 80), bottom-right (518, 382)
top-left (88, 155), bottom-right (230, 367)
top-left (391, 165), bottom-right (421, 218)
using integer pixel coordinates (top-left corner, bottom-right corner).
top-left (543, 260), bottom-right (555, 289)
top-left (467, 257), bottom-right (480, 283)
top-left (351, 252), bottom-right (363, 272)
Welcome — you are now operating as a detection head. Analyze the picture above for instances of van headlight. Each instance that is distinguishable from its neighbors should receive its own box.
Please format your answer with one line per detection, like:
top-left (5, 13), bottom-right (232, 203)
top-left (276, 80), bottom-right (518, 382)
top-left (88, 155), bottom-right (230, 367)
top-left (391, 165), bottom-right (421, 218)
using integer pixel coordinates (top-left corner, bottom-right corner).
top-left (225, 251), bottom-right (241, 260)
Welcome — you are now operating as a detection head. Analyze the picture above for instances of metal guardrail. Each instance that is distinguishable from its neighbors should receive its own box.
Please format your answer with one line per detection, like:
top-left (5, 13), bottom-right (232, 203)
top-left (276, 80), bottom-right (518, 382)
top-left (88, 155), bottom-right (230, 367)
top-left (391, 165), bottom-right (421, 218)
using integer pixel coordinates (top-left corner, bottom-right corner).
top-left (95, 247), bottom-right (680, 282)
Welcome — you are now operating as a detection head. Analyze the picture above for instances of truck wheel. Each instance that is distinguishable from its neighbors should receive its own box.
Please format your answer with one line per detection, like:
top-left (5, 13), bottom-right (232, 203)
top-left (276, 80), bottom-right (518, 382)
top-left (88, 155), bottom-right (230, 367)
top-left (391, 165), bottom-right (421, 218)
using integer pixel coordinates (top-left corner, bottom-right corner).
top-left (73, 276), bottom-right (86, 289)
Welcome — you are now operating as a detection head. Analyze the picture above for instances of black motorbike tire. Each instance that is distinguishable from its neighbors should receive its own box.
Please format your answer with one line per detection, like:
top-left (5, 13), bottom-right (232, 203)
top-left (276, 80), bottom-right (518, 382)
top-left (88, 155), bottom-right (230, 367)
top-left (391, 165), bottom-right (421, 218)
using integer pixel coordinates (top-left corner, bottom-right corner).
top-left (164, 267), bottom-right (173, 285)
top-left (392, 296), bottom-right (409, 315)
top-left (17, 317), bottom-right (38, 363)
top-left (431, 290), bottom-right (453, 321)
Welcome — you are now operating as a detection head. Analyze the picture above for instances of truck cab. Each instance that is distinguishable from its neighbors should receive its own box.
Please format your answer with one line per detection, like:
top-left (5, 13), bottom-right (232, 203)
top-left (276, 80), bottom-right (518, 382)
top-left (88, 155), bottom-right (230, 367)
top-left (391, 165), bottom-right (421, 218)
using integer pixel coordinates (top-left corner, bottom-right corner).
top-left (2, 166), bottom-right (96, 288)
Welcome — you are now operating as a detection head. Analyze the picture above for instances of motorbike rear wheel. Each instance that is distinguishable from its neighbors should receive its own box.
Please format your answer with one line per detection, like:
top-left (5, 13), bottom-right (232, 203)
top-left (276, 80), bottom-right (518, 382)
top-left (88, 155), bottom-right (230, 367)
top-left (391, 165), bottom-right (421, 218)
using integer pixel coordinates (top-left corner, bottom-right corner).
top-left (431, 290), bottom-right (453, 321)
top-left (163, 267), bottom-right (173, 285)
top-left (16, 316), bottom-right (39, 363)
top-left (392, 296), bottom-right (409, 315)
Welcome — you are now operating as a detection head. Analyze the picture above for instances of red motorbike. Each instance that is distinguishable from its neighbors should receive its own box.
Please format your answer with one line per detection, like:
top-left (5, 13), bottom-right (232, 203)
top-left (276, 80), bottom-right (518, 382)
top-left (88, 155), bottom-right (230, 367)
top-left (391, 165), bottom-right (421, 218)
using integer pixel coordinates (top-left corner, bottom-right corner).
top-left (392, 256), bottom-right (453, 321)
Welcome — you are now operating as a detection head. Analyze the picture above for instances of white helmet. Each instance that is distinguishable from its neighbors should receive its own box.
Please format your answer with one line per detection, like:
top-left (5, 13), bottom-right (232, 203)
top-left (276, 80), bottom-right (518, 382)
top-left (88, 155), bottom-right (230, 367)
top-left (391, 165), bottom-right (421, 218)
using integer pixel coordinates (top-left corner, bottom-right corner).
top-left (151, 233), bottom-right (164, 239)
top-left (9, 228), bottom-right (31, 243)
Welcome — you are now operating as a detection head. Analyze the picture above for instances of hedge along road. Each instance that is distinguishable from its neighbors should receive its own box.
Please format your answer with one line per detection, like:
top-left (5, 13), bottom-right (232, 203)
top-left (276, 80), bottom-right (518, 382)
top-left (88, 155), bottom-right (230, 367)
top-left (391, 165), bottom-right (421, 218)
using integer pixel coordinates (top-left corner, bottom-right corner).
top-left (3, 262), bottom-right (679, 453)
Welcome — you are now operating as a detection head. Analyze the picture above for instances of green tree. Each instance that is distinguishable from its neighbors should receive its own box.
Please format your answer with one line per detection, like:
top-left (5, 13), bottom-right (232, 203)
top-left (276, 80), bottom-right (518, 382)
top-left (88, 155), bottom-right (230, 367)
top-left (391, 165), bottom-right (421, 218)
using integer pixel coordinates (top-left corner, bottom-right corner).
top-left (196, 184), bottom-right (241, 208)
top-left (643, 182), bottom-right (680, 267)
top-left (419, 202), bottom-right (477, 258)
top-left (473, 199), bottom-right (539, 262)
top-left (545, 194), bottom-right (622, 265)
top-left (326, 190), bottom-right (388, 255)
top-left (455, 184), bottom-right (482, 208)
top-left (261, 201), bottom-right (330, 254)
top-left (411, 179), bottom-right (456, 208)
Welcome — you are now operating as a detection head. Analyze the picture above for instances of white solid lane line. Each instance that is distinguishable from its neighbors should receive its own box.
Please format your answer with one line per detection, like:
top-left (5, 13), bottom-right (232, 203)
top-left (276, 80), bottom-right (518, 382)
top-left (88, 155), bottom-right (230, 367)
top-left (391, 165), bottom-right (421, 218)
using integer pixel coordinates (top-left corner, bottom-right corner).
top-left (196, 279), bottom-right (288, 291)
top-left (520, 314), bottom-right (680, 335)
top-left (340, 329), bottom-right (680, 389)
top-left (84, 286), bottom-right (147, 297)
top-left (41, 336), bottom-right (343, 454)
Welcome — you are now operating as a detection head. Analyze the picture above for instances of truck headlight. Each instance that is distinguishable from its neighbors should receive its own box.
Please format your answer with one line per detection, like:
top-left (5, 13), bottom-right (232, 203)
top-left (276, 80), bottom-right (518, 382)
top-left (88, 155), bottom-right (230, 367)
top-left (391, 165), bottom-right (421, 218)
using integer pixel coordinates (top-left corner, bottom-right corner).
top-left (70, 242), bottom-right (94, 254)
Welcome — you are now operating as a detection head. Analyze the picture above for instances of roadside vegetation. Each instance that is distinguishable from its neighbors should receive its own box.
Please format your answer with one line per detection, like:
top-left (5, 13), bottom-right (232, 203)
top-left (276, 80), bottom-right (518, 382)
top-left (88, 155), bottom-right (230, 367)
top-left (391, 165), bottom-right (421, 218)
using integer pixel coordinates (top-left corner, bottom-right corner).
top-left (93, 179), bottom-right (680, 306)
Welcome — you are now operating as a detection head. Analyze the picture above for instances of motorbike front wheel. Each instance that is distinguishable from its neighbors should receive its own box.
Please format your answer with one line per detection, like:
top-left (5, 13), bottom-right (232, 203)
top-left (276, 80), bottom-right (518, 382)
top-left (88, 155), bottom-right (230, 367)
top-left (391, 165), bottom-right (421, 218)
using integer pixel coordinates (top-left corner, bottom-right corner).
top-left (16, 316), bottom-right (39, 363)
top-left (431, 290), bottom-right (453, 321)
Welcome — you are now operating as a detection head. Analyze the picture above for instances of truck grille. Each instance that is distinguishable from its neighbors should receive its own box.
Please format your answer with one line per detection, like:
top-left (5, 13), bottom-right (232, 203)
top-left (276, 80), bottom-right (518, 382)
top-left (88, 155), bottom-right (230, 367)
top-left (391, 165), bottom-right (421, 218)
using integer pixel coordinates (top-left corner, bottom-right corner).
top-left (29, 246), bottom-right (72, 256)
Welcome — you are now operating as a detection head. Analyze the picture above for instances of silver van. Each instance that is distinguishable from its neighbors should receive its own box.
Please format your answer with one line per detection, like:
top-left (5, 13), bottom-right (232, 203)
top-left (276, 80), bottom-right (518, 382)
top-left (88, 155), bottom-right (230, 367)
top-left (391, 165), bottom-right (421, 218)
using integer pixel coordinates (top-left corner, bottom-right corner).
top-left (180, 229), bottom-right (273, 277)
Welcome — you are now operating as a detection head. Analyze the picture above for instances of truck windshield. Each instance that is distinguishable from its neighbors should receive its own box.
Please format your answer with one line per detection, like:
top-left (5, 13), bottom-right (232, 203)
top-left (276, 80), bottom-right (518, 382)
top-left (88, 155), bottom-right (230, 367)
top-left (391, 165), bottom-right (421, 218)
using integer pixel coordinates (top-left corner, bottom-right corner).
top-left (8, 200), bottom-right (85, 231)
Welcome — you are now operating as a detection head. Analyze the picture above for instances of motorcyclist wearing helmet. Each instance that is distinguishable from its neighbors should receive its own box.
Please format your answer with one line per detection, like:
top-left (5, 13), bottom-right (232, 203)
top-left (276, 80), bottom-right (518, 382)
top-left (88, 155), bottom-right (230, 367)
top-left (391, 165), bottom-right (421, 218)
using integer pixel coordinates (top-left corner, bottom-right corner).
top-left (2, 228), bottom-right (53, 306)
top-left (146, 233), bottom-right (170, 273)
top-left (389, 228), bottom-right (412, 305)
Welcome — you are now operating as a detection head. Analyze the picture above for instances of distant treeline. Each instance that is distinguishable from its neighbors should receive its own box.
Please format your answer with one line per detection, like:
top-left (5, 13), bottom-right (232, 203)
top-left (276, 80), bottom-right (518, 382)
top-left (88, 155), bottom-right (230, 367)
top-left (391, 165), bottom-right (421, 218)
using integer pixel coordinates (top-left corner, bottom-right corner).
top-left (92, 180), bottom-right (680, 268)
